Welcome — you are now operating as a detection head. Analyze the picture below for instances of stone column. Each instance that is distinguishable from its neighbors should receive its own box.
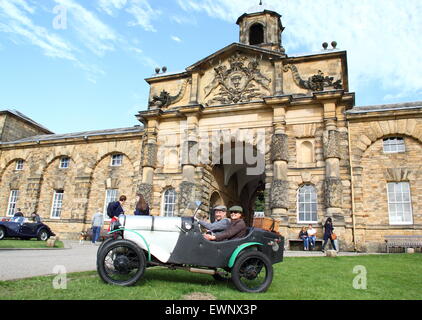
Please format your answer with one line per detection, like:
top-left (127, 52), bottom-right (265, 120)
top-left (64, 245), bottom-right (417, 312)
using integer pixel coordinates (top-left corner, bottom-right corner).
top-left (73, 176), bottom-right (91, 223)
top-left (179, 111), bottom-right (202, 215)
top-left (25, 175), bottom-right (43, 214)
top-left (270, 104), bottom-right (289, 219)
top-left (138, 121), bottom-right (158, 205)
top-left (323, 102), bottom-right (342, 217)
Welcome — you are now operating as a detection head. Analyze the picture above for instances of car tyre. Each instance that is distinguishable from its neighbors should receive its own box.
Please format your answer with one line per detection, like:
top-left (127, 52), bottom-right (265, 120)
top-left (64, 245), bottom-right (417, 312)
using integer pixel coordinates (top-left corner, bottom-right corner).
top-left (97, 239), bottom-right (146, 286)
top-left (37, 229), bottom-right (49, 241)
top-left (231, 250), bottom-right (273, 293)
top-left (0, 227), bottom-right (5, 240)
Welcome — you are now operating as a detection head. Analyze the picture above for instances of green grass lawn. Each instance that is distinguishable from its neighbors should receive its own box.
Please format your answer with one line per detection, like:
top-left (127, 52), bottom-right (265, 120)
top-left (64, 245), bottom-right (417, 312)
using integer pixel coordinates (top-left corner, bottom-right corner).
top-left (0, 254), bottom-right (421, 300)
top-left (0, 239), bottom-right (64, 249)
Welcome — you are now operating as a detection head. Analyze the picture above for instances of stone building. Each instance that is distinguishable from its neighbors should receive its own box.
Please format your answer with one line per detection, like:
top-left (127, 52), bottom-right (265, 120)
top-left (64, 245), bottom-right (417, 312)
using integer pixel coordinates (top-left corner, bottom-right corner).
top-left (0, 8), bottom-right (421, 251)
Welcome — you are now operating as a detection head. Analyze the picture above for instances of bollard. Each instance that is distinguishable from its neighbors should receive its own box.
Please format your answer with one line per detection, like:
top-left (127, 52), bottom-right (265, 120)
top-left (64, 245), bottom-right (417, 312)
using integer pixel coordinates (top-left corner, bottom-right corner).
top-left (325, 250), bottom-right (337, 257)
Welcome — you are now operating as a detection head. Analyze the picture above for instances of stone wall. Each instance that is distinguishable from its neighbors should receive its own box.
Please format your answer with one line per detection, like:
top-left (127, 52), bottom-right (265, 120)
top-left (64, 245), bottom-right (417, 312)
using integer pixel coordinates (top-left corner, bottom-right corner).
top-left (0, 137), bottom-right (143, 239)
top-left (348, 117), bottom-right (422, 252)
top-left (0, 113), bottom-right (51, 142)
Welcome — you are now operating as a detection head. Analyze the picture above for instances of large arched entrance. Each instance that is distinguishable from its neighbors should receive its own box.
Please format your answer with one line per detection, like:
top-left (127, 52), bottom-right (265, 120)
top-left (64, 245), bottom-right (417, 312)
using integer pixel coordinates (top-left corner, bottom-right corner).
top-left (207, 139), bottom-right (266, 226)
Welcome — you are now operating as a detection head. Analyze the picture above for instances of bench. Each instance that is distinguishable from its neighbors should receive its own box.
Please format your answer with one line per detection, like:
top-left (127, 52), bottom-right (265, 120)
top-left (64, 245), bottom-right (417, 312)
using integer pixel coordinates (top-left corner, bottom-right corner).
top-left (385, 235), bottom-right (422, 253)
top-left (288, 238), bottom-right (324, 251)
top-left (82, 228), bottom-right (111, 242)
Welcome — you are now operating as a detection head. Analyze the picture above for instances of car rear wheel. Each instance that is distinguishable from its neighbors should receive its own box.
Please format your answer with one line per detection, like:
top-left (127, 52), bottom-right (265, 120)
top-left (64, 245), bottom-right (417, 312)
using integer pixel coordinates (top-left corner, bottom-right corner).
top-left (97, 239), bottom-right (146, 286)
top-left (37, 229), bottom-right (49, 241)
top-left (0, 227), bottom-right (5, 240)
top-left (231, 251), bottom-right (273, 293)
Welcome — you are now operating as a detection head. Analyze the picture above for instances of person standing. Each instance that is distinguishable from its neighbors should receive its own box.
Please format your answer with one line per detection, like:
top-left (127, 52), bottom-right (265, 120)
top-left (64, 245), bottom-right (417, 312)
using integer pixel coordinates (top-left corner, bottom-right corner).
top-left (91, 209), bottom-right (104, 244)
top-left (134, 193), bottom-right (150, 216)
top-left (322, 217), bottom-right (337, 252)
top-left (107, 195), bottom-right (127, 231)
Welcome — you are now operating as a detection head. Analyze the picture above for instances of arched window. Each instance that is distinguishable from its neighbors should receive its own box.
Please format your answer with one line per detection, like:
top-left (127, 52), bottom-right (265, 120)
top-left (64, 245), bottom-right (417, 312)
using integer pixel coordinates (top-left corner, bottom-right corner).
top-left (162, 188), bottom-right (176, 217)
top-left (297, 185), bottom-right (317, 223)
top-left (249, 23), bottom-right (264, 45)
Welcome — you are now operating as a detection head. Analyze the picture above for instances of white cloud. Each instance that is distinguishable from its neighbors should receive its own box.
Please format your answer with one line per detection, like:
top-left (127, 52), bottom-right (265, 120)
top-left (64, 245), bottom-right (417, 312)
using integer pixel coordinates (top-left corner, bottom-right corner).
top-left (171, 35), bottom-right (182, 43)
top-left (97, 0), bottom-right (127, 15)
top-left (0, 0), bottom-right (76, 61)
top-left (126, 0), bottom-right (161, 32)
top-left (177, 0), bottom-right (422, 102)
top-left (54, 0), bottom-right (120, 57)
top-left (97, 0), bottom-right (161, 32)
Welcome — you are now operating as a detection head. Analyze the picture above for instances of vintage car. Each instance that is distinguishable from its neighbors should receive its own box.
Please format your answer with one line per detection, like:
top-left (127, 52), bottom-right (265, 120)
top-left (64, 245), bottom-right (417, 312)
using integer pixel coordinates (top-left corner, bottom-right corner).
top-left (0, 218), bottom-right (55, 241)
top-left (96, 203), bottom-right (284, 293)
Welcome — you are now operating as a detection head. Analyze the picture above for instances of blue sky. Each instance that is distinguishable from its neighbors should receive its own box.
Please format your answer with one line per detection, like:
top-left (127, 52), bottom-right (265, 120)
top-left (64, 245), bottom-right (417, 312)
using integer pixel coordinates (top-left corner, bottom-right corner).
top-left (0, 0), bottom-right (421, 134)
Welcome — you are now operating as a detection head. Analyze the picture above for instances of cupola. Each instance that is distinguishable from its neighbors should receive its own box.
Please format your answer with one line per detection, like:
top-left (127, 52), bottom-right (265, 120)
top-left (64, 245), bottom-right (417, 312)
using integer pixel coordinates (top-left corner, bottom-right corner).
top-left (236, 3), bottom-right (285, 53)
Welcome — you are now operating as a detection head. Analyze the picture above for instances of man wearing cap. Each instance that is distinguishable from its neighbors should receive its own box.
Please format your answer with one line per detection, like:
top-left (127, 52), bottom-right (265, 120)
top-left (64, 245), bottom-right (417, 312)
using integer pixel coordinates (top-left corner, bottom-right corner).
top-left (204, 206), bottom-right (247, 241)
top-left (197, 205), bottom-right (230, 235)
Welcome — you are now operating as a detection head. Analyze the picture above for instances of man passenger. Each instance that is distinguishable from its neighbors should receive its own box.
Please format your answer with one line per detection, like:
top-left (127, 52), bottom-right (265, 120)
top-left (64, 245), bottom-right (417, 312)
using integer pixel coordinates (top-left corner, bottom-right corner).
top-left (204, 206), bottom-right (247, 241)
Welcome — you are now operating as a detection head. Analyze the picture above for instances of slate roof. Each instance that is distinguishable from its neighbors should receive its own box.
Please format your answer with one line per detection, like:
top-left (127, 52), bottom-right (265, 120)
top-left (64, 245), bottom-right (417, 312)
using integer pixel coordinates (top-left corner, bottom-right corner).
top-left (347, 101), bottom-right (422, 114)
top-left (1, 126), bottom-right (144, 145)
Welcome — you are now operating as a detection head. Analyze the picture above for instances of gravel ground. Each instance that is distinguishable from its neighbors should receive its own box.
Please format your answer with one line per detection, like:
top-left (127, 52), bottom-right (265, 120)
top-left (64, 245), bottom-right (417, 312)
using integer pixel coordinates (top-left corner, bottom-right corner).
top-left (0, 241), bottom-right (98, 281)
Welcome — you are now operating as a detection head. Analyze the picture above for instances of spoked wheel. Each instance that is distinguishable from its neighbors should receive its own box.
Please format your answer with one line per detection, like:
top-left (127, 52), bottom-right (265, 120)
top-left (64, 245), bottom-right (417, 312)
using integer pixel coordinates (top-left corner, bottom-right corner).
top-left (231, 251), bottom-right (273, 293)
top-left (0, 227), bottom-right (5, 240)
top-left (97, 239), bottom-right (146, 286)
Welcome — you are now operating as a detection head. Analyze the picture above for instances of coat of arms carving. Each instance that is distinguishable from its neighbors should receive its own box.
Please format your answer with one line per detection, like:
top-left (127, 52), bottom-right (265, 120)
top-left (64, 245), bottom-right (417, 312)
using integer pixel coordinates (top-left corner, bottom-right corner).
top-left (204, 52), bottom-right (271, 105)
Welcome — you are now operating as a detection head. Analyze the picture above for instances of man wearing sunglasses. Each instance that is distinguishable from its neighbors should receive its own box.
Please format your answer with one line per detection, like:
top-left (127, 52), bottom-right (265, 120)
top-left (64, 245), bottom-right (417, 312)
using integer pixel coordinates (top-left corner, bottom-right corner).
top-left (203, 206), bottom-right (247, 241)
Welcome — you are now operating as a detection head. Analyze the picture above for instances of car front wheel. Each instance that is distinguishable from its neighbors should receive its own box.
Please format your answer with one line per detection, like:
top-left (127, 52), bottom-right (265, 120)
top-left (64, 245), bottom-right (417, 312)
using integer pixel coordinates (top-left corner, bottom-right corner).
top-left (97, 239), bottom-right (146, 286)
top-left (37, 229), bottom-right (49, 241)
top-left (0, 227), bottom-right (5, 240)
top-left (231, 251), bottom-right (273, 293)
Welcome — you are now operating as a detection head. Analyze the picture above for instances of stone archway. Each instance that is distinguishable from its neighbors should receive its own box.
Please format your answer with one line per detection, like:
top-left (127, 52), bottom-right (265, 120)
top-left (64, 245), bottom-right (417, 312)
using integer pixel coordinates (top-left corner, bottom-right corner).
top-left (208, 140), bottom-right (266, 226)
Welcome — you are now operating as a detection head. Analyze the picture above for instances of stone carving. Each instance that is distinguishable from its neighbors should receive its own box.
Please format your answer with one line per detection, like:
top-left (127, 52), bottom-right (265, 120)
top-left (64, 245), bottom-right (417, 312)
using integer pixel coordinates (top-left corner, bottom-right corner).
top-left (324, 177), bottom-right (342, 208)
top-left (271, 133), bottom-right (289, 162)
top-left (149, 79), bottom-right (190, 109)
top-left (179, 181), bottom-right (201, 216)
top-left (142, 143), bottom-right (157, 168)
top-left (270, 180), bottom-right (289, 209)
top-left (324, 130), bottom-right (341, 159)
top-left (283, 64), bottom-right (342, 92)
top-left (204, 51), bottom-right (271, 105)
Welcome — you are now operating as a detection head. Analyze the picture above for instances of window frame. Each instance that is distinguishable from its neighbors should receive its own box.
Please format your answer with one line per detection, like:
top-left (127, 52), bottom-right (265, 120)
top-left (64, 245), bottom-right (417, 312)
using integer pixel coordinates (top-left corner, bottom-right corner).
top-left (15, 159), bottom-right (24, 171)
top-left (50, 190), bottom-right (64, 219)
top-left (111, 154), bottom-right (124, 167)
top-left (387, 182), bottom-right (413, 225)
top-left (162, 188), bottom-right (176, 217)
top-left (383, 137), bottom-right (405, 154)
top-left (59, 157), bottom-right (70, 169)
top-left (297, 184), bottom-right (318, 224)
top-left (6, 190), bottom-right (19, 217)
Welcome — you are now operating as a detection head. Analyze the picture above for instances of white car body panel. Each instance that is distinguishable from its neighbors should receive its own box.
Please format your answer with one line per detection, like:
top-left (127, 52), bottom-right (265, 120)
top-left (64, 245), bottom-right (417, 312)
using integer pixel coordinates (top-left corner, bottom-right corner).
top-left (122, 215), bottom-right (183, 263)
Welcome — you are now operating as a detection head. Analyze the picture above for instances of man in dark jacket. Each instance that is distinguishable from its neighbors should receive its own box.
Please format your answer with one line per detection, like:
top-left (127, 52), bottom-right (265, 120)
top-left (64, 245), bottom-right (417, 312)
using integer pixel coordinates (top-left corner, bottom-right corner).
top-left (204, 206), bottom-right (247, 241)
top-left (107, 195), bottom-right (127, 219)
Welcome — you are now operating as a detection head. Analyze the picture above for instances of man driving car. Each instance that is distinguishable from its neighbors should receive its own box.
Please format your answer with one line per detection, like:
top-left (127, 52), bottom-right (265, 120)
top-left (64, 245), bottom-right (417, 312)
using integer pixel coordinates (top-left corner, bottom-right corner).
top-left (197, 205), bottom-right (230, 235)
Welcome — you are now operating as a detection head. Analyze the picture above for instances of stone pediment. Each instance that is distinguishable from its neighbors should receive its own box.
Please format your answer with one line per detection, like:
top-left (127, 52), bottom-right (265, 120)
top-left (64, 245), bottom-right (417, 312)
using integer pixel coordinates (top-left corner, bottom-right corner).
top-left (187, 42), bottom-right (284, 72)
top-left (191, 43), bottom-right (282, 106)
